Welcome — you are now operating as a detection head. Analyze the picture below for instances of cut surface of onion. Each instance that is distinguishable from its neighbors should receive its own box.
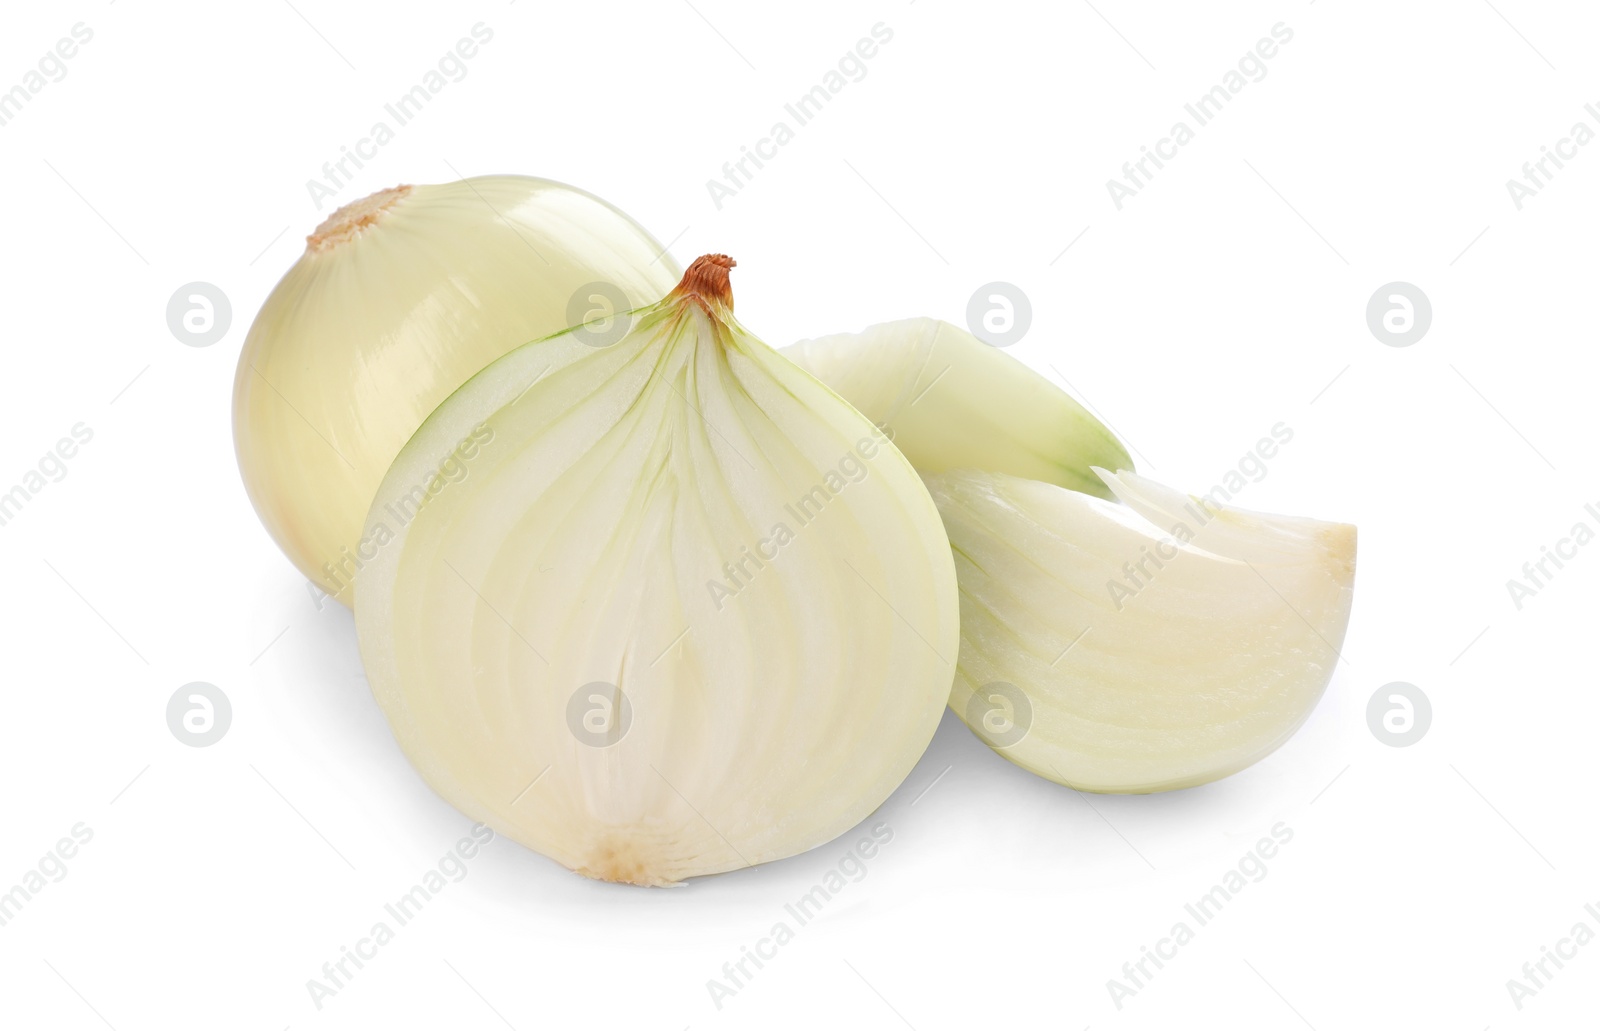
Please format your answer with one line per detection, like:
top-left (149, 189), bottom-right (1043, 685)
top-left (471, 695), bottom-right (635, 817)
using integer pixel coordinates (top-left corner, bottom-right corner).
top-left (783, 318), bottom-right (1131, 498)
top-left (926, 468), bottom-right (1356, 793)
top-left (357, 256), bottom-right (958, 885)
top-left (233, 176), bottom-right (680, 604)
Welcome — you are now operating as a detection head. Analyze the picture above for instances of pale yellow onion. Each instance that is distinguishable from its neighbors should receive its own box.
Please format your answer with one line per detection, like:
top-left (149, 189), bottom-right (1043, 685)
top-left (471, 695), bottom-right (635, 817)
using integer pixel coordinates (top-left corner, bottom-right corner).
top-left (783, 318), bottom-right (1131, 498)
top-left (356, 256), bottom-right (958, 885)
top-left (233, 176), bottom-right (680, 603)
top-left (927, 468), bottom-right (1355, 793)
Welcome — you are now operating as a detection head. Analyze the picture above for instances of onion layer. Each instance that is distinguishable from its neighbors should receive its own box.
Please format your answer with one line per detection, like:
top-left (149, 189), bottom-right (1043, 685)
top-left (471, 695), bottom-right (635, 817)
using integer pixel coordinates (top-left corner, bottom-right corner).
top-left (783, 318), bottom-right (1132, 498)
top-left (927, 468), bottom-right (1355, 793)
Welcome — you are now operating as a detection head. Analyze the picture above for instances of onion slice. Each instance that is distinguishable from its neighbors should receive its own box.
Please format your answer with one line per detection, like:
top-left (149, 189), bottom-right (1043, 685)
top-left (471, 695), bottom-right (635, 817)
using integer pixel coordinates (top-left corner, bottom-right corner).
top-left (783, 318), bottom-right (1132, 498)
top-left (926, 468), bottom-right (1356, 793)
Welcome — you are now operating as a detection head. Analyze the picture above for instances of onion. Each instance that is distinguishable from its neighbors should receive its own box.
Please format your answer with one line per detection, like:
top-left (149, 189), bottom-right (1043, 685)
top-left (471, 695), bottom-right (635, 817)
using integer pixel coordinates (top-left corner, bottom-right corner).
top-left (783, 318), bottom-right (1131, 498)
top-left (356, 255), bottom-right (958, 885)
top-left (926, 468), bottom-right (1356, 793)
top-left (233, 176), bottom-right (679, 604)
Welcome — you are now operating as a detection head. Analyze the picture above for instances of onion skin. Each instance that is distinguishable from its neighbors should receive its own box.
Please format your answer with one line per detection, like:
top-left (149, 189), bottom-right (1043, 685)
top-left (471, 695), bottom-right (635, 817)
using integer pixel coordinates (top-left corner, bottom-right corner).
top-left (233, 176), bottom-right (680, 604)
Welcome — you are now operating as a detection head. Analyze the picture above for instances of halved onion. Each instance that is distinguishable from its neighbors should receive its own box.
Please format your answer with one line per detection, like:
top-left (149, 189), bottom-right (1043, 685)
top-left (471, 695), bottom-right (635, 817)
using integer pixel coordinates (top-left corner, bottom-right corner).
top-left (356, 256), bottom-right (958, 884)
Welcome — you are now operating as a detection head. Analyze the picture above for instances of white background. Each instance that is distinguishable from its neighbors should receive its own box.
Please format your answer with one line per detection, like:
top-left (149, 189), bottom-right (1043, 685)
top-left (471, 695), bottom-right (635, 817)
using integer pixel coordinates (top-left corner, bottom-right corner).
top-left (1, 1), bottom-right (1595, 1028)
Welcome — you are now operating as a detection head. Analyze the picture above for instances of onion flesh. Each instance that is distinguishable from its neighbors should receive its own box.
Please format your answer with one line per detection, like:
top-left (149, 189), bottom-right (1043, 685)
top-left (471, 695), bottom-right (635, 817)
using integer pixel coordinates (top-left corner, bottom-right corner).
top-left (356, 256), bottom-right (958, 884)
top-left (926, 467), bottom-right (1356, 793)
